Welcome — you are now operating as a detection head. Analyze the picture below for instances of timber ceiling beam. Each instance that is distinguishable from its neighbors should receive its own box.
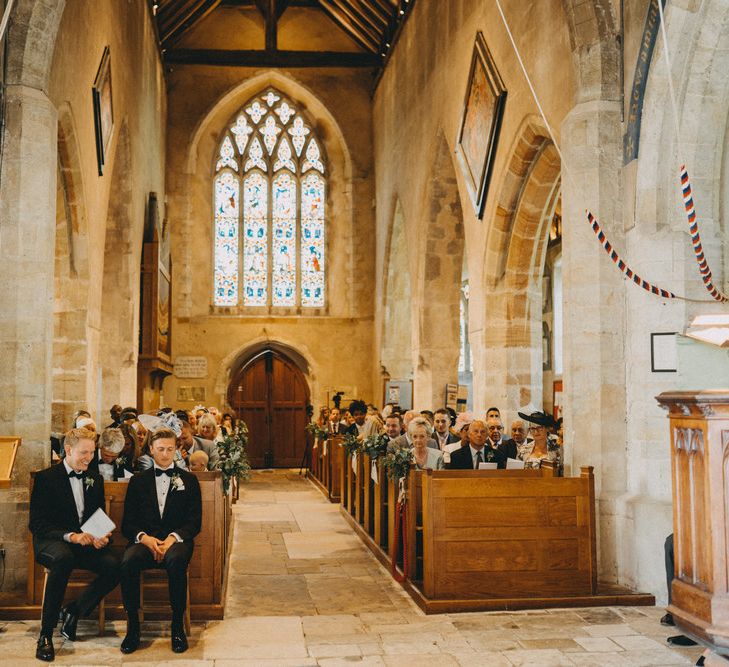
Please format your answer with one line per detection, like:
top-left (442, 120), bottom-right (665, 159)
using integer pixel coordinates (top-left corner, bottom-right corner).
top-left (325, 0), bottom-right (381, 47)
top-left (317, 0), bottom-right (378, 53)
top-left (165, 48), bottom-right (381, 67)
top-left (159, 0), bottom-right (222, 47)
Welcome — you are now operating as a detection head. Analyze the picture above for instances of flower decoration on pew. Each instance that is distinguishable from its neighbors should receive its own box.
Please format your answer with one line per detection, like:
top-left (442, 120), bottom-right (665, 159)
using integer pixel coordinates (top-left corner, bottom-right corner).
top-left (215, 421), bottom-right (251, 495)
top-left (382, 445), bottom-right (411, 484)
top-left (362, 433), bottom-right (389, 461)
top-left (341, 432), bottom-right (362, 457)
top-left (305, 422), bottom-right (329, 441)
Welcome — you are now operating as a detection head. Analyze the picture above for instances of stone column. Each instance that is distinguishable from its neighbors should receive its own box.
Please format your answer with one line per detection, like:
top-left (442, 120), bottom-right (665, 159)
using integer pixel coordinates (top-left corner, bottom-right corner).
top-left (561, 98), bottom-right (627, 581)
top-left (0, 84), bottom-right (58, 589)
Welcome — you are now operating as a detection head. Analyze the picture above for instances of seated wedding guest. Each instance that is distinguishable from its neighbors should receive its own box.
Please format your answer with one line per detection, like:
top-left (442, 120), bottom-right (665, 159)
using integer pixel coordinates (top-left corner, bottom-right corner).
top-left (197, 413), bottom-right (223, 444)
top-left (188, 450), bottom-right (209, 472)
top-left (486, 406), bottom-right (501, 421)
top-left (453, 411), bottom-right (474, 447)
top-left (316, 406), bottom-right (330, 428)
top-left (367, 403), bottom-right (380, 417)
top-left (381, 403), bottom-right (395, 420)
top-left (120, 407), bottom-right (138, 423)
top-left (410, 421), bottom-right (444, 470)
top-left (486, 417), bottom-right (518, 461)
top-left (89, 428), bottom-right (133, 481)
top-left (107, 405), bottom-right (123, 428)
top-left (446, 406), bottom-right (457, 425)
top-left (420, 410), bottom-right (434, 425)
top-left (384, 413), bottom-right (403, 441)
top-left (389, 416), bottom-right (438, 451)
top-left (177, 420), bottom-right (219, 469)
top-left (119, 423), bottom-right (140, 464)
top-left (345, 400), bottom-right (368, 437)
top-left (75, 415), bottom-right (97, 433)
top-left (119, 428), bottom-right (202, 655)
top-left (516, 410), bottom-right (559, 469)
top-left (402, 410), bottom-right (417, 429)
top-left (29, 428), bottom-right (119, 662)
top-left (433, 408), bottom-right (460, 450)
top-left (448, 419), bottom-right (505, 469)
top-left (341, 409), bottom-right (354, 427)
top-left (221, 412), bottom-right (235, 436)
top-left (327, 407), bottom-right (345, 435)
top-left (72, 409), bottom-right (91, 426)
top-left (510, 420), bottom-right (530, 448)
top-left (361, 414), bottom-right (385, 440)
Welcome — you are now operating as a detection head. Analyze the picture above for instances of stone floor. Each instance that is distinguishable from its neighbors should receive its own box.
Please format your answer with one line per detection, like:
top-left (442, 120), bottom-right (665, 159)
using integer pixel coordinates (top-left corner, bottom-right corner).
top-left (0, 470), bottom-right (705, 665)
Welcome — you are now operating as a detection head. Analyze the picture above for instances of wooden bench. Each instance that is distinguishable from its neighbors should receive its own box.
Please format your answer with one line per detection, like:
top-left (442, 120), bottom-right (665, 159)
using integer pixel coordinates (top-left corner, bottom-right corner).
top-left (27, 470), bottom-right (232, 621)
top-left (0, 436), bottom-right (21, 489)
top-left (307, 436), bottom-right (343, 503)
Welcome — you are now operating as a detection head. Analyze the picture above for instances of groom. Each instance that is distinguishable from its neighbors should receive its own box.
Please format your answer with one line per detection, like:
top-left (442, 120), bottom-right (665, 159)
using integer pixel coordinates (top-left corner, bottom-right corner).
top-left (119, 428), bottom-right (201, 654)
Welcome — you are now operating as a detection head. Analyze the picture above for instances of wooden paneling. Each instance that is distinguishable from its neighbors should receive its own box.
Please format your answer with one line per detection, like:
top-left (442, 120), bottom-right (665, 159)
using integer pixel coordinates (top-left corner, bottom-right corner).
top-left (27, 471), bottom-right (231, 620)
top-left (0, 436), bottom-right (20, 489)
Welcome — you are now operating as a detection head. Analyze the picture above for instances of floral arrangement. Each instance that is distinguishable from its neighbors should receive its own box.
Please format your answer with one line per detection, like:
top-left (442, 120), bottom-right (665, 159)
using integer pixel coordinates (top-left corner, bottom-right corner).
top-left (382, 444), bottom-right (412, 483)
top-left (341, 432), bottom-right (361, 457)
top-left (216, 421), bottom-right (251, 494)
top-left (84, 476), bottom-right (94, 490)
top-left (170, 473), bottom-right (185, 492)
top-left (362, 433), bottom-right (389, 461)
top-left (305, 421), bottom-right (329, 441)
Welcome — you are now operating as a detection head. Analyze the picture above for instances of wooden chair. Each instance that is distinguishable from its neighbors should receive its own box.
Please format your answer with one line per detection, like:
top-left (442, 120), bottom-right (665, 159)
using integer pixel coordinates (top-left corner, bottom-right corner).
top-left (139, 569), bottom-right (191, 635)
top-left (41, 568), bottom-right (106, 635)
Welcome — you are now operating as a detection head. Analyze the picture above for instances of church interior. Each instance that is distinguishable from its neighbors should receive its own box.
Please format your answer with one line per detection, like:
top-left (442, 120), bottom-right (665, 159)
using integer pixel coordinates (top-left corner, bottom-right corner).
top-left (1, 0), bottom-right (729, 663)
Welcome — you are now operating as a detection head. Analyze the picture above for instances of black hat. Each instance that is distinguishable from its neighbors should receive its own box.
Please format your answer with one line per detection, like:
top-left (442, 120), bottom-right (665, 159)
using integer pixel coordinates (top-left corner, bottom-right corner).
top-left (517, 410), bottom-right (557, 429)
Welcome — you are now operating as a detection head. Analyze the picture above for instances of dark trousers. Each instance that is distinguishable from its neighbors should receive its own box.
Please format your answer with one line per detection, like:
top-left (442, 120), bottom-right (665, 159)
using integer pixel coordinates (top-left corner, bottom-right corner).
top-left (120, 542), bottom-right (193, 623)
top-left (665, 533), bottom-right (674, 604)
top-left (34, 540), bottom-right (120, 635)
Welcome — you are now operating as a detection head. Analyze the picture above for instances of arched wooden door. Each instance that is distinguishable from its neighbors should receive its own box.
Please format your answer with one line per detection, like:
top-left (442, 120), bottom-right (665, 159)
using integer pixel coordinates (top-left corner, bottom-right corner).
top-left (228, 350), bottom-right (309, 468)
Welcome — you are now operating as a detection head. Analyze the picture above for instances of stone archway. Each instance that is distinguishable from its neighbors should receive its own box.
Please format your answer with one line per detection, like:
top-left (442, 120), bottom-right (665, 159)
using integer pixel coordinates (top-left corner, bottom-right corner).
top-left (481, 116), bottom-right (561, 413)
top-left (413, 131), bottom-right (465, 409)
top-left (52, 104), bottom-right (90, 431)
top-left (381, 199), bottom-right (412, 382)
top-left (99, 122), bottom-right (138, 408)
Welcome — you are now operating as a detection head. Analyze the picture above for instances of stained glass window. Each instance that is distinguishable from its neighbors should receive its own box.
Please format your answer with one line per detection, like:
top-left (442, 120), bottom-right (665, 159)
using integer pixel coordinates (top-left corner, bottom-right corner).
top-left (212, 88), bottom-right (327, 309)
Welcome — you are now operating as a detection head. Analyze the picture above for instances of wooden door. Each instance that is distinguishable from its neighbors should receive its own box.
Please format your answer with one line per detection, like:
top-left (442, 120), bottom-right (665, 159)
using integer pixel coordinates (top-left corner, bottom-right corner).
top-left (228, 351), bottom-right (309, 468)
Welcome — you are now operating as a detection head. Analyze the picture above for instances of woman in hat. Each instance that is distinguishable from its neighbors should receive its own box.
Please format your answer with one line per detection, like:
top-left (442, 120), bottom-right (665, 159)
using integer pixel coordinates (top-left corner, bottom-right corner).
top-left (516, 411), bottom-right (561, 470)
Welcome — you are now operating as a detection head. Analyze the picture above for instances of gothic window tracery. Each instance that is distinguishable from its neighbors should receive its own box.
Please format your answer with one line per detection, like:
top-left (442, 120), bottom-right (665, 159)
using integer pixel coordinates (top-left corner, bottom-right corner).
top-left (213, 88), bottom-right (326, 309)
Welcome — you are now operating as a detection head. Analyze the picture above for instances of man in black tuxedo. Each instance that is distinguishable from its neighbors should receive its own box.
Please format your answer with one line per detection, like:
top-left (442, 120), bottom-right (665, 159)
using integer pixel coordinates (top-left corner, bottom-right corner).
top-left (447, 420), bottom-right (506, 469)
top-left (87, 428), bottom-right (133, 481)
top-left (29, 428), bottom-right (119, 662)
top-left (327, 407), bottom-right (345, 435)
top-left (485, 417), bottom-right (518, 465)
top-left (119, 428), bottom-right (202, 655)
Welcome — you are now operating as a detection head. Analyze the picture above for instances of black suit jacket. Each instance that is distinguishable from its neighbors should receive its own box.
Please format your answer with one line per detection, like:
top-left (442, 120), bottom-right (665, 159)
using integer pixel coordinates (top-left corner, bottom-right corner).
top-left (29, 463), bottom-right (106, 554)
top-left (87, 451), bottom-right (133, 480)
top-left (447, 445), bottom-right (506, 470)
top-left (121, 467), bottom-right (202, 543)
top-left (497, 438), bottom-right (519, 461)
top-left (433, 432), bottom-right (460, 449)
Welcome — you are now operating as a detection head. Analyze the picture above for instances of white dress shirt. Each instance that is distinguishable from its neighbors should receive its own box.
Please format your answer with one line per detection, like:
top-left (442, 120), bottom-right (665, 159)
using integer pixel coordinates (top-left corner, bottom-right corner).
top-left (63, 459), bottom-right (85, 542)
top-left (135, 464), bottom-right (183, 544)
top-left (97, 450), bottom-right (115, 481)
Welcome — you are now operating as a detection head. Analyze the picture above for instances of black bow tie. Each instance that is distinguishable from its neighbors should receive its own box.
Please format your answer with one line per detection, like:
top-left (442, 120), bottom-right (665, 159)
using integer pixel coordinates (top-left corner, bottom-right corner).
top-left (68, 470), bottom-right (85, 479)
top-left (155, 468), bottom-right (174, 477)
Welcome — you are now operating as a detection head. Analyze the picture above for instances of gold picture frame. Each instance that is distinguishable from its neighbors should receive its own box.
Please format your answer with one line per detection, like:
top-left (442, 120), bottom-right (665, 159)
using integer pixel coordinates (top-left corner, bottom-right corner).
top-left (92, 46), bottom-right (114, 176)
top-left (456, 32), bottom-right (507, 219)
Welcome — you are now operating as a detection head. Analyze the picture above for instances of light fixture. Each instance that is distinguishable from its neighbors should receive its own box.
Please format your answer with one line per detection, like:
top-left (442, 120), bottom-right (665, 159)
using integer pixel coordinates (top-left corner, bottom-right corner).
top-left (685, 313), bottom-right (729, 348)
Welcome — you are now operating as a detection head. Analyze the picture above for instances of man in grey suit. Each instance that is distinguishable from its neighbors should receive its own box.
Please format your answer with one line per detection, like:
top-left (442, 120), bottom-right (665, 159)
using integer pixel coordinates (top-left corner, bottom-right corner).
top-left (388, 416), bottom-right (438, 451)
top-left (177, 420), bottom-right (219, 469)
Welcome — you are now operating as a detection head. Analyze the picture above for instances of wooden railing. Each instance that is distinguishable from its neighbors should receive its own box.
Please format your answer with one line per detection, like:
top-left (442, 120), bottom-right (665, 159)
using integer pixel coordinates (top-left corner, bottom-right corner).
top-left (0, 436), bottom-right (21, 489)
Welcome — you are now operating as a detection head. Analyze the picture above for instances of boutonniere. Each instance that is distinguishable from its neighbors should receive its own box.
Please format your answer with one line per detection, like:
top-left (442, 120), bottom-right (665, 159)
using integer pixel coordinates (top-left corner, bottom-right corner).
top-left (170, 474), bottom-right (185, 492)
top-left (115, 456), bottom-right (126, 466)
top-left (84, 476), bottom-right (94, 490)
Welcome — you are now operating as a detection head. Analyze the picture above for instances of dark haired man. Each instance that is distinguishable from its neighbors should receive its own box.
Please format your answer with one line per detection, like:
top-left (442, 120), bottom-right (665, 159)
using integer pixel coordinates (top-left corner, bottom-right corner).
top-left (433, 409), bottom-right (460, 450)
top-left (119, 428), bottom-right (202, 655)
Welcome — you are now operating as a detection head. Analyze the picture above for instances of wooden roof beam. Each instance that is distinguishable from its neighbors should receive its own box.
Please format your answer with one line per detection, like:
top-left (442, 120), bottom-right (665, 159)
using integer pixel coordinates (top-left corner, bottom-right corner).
top-left (316, 0), bottom-right (379, 53)
top-left (325, 0), bottom-right (382, 47)
top-left (165, 48), bottom-right (380, 67)
top-left (160, 0), bottom-right (222, 46)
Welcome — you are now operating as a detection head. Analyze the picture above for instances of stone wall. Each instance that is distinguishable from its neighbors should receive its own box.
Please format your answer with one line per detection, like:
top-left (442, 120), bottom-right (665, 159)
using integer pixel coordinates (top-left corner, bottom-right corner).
top-left (0, 0), bottom-right (166, 592)
top-left (163, 8), bottom-right (376, 412)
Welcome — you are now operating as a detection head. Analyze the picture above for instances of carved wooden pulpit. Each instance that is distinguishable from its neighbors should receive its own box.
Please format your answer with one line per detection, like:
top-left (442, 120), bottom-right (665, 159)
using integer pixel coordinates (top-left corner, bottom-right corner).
top-left (657, 390), bottom-right (729, 659)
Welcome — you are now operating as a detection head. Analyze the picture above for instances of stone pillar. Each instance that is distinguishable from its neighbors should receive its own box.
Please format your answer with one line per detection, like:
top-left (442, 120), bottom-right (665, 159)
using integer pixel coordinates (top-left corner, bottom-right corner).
top-left (561, 98), bottom-right (627, 581)
top-left (0, 84), bottom-right (58, 589)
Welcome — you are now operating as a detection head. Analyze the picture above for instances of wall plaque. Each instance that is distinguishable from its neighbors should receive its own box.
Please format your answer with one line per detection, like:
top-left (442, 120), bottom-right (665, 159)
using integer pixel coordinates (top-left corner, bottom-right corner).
top-left (174, 356), bottom-right (208, 378)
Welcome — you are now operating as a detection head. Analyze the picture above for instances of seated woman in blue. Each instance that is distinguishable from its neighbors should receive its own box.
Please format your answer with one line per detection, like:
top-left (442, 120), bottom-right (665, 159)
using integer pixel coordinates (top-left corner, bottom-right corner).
top-left (409, 421), bottom-right (444, 470)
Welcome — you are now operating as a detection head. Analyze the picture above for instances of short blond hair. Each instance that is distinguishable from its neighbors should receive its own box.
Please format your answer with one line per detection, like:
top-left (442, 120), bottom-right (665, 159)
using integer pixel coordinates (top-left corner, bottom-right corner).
top-left (64, 427), bottom-right (96, 448)
top-left (189, 450), bottom-right (209, 470)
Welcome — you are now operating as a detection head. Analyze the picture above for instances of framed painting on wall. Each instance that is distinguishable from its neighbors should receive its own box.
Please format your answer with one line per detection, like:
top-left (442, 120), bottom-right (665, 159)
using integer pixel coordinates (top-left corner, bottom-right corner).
top-left (456, 31), bottom-right (507, 219)
top-left (92, 46), bottom-right (114, 176)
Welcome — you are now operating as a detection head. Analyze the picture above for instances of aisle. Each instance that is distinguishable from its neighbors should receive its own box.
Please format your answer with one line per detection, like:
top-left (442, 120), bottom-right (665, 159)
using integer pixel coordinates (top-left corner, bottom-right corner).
top-left (0, 470), bottom-right (703, 665)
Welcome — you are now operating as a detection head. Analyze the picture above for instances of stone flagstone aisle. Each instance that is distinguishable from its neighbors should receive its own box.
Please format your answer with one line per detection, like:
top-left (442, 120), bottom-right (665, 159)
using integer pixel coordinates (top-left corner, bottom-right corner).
top-left (0, 470), bottom-right (705, 665)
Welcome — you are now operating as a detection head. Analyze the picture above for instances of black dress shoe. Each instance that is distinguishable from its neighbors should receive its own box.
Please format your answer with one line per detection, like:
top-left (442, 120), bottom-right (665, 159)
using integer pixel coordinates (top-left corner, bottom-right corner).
top-left (660, 612), bottom-right (675, 626)
top-left (36, 634), bottom-right (55, 662)
top-left (120, 628), bottom-right (140, 654)
top-left (59, 606), bottom-right (79, 641)
top-left (171, 625), bottom-right (188, 653)
top-left (667, 634), bottom-right (698, 646)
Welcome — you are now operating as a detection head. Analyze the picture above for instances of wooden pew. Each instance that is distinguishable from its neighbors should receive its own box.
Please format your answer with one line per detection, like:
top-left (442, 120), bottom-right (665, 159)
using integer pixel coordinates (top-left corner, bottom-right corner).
top-left (0, 436), bottom-right (21, 489)
top-left (27, 470), bottom-right (231, 620)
